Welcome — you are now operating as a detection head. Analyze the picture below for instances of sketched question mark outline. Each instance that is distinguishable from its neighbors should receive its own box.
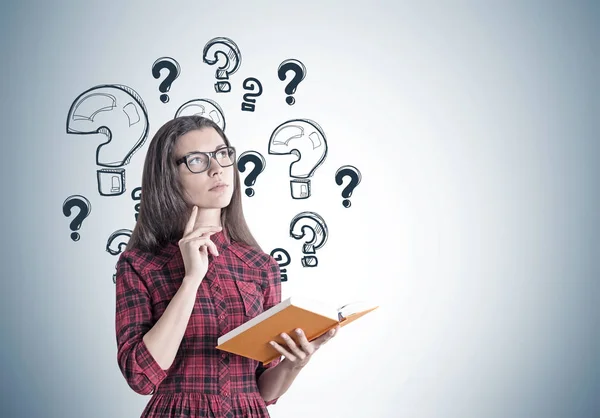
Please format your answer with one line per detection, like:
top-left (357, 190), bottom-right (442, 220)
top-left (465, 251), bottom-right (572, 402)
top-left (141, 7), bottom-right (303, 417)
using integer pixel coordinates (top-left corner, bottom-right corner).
top-left (289, 211), bottom-right (328, 267)
top-left (106, 228), bottom-right (132, 283)
top-left (202, 37), bottom-right (241, 93)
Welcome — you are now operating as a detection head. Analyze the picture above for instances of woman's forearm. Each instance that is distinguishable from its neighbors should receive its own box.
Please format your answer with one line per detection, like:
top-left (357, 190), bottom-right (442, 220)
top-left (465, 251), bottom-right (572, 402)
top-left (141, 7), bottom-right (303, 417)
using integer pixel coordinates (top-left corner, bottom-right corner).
top-left (257, 359), bottom-right (303, 403)
top-left (142, 278), bottom-right (198, 370)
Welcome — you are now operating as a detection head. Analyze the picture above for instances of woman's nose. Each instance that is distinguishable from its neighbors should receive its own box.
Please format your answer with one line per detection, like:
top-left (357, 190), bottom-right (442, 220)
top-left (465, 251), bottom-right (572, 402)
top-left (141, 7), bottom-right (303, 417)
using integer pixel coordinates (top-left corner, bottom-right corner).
top-left (208, 156), bottom-right (223, 175)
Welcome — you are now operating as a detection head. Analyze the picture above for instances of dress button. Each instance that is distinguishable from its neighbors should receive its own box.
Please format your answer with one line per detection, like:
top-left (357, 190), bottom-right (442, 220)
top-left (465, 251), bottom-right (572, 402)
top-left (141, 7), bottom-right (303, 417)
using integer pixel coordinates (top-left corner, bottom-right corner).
top-left (219, 314), bottom-right (225, 320)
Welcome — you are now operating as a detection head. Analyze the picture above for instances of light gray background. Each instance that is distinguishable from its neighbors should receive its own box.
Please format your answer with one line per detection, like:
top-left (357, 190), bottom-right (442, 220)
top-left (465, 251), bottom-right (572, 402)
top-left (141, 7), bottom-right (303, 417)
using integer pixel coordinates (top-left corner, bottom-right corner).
top-left (1, 1), bottom-right (598, 417)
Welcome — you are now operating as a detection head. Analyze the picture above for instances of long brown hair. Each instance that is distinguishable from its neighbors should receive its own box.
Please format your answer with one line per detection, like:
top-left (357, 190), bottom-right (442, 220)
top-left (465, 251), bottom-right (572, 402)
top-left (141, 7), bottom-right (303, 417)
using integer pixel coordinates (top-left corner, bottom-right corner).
top-left (126, 115), bottom-right (261, 254)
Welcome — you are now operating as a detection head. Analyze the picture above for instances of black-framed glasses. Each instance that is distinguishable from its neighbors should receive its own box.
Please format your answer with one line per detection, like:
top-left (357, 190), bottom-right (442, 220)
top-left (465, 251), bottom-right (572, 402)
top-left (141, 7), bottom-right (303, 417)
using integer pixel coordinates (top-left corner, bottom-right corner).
top-left (175, 146), bottom-right (236, 174)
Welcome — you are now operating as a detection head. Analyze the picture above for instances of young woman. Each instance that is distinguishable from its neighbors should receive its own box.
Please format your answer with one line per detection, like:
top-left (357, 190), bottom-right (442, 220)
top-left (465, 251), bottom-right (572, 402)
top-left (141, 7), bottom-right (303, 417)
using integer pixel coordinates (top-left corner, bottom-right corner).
top-left (115, 115), bottom-right (339, 418)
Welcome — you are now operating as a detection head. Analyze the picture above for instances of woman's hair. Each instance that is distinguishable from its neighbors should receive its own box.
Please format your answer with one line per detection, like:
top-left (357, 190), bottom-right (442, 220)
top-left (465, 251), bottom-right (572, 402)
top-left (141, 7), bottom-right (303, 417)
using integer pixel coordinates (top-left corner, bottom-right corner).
top-left (126, 115), bottom-right (262, 255)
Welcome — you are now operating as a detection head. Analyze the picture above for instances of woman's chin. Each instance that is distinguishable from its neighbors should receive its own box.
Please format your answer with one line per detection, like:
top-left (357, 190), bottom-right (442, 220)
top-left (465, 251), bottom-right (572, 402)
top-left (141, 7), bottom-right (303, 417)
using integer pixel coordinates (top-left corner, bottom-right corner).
top-left (200, 196), bottom-right (233, 209)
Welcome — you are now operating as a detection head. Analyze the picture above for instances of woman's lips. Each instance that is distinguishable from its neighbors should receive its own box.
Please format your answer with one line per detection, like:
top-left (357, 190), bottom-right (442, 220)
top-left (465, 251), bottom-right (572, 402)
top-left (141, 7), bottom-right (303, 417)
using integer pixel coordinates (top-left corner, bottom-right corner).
top-left (209, 184), bottom-right (228, 192)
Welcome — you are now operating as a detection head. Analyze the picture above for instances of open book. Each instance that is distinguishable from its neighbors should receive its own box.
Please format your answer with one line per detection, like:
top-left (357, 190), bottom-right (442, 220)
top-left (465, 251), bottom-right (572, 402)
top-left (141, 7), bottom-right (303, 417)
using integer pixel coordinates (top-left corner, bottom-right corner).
top-left (216, 297), bottom-right (379, 365)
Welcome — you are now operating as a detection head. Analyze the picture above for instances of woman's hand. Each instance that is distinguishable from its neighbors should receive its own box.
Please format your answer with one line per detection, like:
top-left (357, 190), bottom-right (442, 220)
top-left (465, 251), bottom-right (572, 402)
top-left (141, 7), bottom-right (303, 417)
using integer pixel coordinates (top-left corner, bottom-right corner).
top-left (269, 326), bottom-right (341, 370)
top-left (179, 205), bottom-right (221, 287)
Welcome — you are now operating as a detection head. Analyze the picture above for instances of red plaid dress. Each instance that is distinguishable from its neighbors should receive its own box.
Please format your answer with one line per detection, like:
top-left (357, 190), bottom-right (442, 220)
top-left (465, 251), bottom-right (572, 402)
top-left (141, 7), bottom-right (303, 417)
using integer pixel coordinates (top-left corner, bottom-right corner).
top-left (115, 230), bottom-right (283, 418)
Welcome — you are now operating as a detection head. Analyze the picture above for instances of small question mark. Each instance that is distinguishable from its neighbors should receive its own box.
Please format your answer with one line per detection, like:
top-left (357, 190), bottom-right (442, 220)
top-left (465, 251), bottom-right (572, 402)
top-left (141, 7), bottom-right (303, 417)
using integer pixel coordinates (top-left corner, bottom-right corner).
top-left (203, 37), bottom-right (241, 93)
top-left (152, 57), bottom-right (181, 103)
top-left (289, 211), bottom-right (328, 267)
top-left (106, 228), bottom-right (132, 284)
top-left (270, 248), bottom-right (291, 282)
top-left (241, 77), bottom-right (263, 112)
top-left (335, 165), bottom-right (362, 208)
top-left (62, 195), bottom-right (92, 241)
top-left (277, 59), bottom-right (306, 105)
top-left (237, 151), bottom-right (266, 197)
top-left (131, 186), bottom-right (141, 221)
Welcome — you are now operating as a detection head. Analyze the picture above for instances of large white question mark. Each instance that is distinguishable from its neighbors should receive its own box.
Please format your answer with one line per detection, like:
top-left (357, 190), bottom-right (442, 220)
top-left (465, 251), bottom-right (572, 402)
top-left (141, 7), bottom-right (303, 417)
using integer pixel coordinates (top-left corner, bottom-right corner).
top-left (175, 98), bottom-right (227, 131)
top-left (66, 84), bottom-right (149, 196)
top-left (268, 119), bottom-right (328, 199)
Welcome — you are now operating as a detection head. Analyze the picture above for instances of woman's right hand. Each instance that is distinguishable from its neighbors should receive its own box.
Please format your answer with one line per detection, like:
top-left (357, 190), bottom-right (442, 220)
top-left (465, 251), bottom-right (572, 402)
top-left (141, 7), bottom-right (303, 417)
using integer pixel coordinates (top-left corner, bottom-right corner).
top-left (178, 206), bottom-right (221, 287)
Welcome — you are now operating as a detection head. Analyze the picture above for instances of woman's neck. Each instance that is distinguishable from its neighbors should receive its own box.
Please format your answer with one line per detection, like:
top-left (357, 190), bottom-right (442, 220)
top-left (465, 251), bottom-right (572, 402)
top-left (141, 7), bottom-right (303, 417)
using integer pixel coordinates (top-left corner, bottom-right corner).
top-left (193, 207), bottom-right (222, 228)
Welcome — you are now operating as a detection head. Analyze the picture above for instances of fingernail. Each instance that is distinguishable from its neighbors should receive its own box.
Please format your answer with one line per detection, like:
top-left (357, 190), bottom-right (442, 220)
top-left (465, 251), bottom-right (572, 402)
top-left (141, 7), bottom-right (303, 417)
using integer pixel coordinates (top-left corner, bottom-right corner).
top-left (269, 341), bottom-right (276, 346)
top-left (296, 329), bottom-right (302, 334)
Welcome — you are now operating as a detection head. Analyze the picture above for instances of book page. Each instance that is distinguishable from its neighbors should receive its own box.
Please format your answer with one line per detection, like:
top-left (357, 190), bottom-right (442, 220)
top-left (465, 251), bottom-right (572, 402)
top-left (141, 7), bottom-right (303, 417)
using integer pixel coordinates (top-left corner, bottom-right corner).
top-left (337, 301), bottom-right (378, 319)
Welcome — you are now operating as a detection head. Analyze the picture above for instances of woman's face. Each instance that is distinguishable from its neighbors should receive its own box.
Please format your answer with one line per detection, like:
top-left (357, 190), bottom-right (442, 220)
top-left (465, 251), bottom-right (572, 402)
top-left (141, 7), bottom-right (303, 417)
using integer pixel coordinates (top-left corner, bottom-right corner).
top-left (173, 127), bottom-right (235, 210)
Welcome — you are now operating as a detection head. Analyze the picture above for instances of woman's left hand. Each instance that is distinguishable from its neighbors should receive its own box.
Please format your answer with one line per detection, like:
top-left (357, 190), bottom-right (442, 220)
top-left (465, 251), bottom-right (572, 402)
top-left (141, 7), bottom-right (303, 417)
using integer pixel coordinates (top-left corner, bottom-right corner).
top-left (270, 325), bottom-right (341, 370)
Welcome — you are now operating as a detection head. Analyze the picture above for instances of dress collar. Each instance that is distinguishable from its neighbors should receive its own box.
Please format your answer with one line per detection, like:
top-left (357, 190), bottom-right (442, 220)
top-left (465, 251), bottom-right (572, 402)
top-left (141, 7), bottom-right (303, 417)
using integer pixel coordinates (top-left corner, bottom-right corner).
top-left (210, 229), bottom-right (231, 253)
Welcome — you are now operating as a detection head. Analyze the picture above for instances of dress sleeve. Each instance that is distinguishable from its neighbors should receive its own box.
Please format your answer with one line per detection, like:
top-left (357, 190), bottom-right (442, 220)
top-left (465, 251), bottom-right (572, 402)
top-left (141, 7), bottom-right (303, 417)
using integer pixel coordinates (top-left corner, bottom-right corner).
top-left (115, 253), bottom-right (168, 395)
top-left (256, 255), bottom-right (283, 406)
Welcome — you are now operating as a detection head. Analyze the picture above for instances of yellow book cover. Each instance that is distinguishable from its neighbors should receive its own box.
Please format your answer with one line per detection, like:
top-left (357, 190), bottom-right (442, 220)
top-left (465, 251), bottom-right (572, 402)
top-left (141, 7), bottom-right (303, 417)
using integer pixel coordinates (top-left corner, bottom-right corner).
top-left (216, 297), bottom-right (379, 365)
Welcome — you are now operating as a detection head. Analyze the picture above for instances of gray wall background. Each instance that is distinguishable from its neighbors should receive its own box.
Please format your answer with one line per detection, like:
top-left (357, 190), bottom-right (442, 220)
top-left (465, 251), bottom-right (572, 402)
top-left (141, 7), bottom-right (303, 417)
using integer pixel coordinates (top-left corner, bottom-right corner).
top-left (1, 1), bottom-right (598, 417)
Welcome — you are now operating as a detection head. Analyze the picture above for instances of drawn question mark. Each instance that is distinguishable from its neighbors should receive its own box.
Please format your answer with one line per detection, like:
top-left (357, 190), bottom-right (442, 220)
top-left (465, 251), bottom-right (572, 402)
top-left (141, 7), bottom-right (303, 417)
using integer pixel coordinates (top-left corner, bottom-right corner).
top-left (203, 37), bottom-right (241, 93)
top-left (289, 211), bottom-right (328, 267)
top-left (131, 186), bottom-right (141, 221)
top-left (66, 84), bottom-right (149, 196)
top-left (175, 98), bottom-right (227, 131)
top-left (335, 165), bottom-right (362, 208)
top-left (241, 77), bottom-right (263, 112)
top-left (62, 195), bottom-right (92, 241)
top-left (277, 59), bottom-right (306, 105)
top-left (270, 248), bottom-right (291, 282)
top-left (237, 151), bottom-right (266, 197)
top-left (106, 228), bottom-right (132, 284)
top-left (268, 118), bottom-right (328, 199)
top-left (152, 57), bottom-right (181, 103)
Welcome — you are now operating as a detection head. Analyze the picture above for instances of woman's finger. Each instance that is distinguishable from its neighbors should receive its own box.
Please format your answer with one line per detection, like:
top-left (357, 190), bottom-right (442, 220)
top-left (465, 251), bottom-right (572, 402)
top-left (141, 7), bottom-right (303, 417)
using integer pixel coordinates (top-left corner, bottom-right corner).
top-left (183, 206), bottom-right (198, 236)
top-left (182, 229), bottom-right (219, 243)
top-left (182, 236), bottom-right (214, 249)
top-left (280, 333), bottom-right (306, 360)
top-left (314, 326), bottom-right (339, 347)
top-left (293, 329), bottom-right (314, 355)
top-left (184, 225), bottom-right (222, 240)
top-left (207, 238), bottom-right (219, 256)
top-left (269, 341), bottom-right (297, 362)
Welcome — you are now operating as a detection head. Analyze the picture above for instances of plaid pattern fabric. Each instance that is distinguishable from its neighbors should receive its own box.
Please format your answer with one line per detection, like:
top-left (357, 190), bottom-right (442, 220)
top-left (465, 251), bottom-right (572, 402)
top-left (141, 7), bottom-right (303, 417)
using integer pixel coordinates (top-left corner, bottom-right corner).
top-left (115, 230), bottom-right (283, 418)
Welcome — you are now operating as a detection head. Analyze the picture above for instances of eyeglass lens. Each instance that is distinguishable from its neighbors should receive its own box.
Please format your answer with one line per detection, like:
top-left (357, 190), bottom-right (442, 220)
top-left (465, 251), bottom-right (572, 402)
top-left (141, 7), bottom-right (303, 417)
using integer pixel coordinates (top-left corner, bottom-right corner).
top-left (187, 147), bottom-right (235, 173)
